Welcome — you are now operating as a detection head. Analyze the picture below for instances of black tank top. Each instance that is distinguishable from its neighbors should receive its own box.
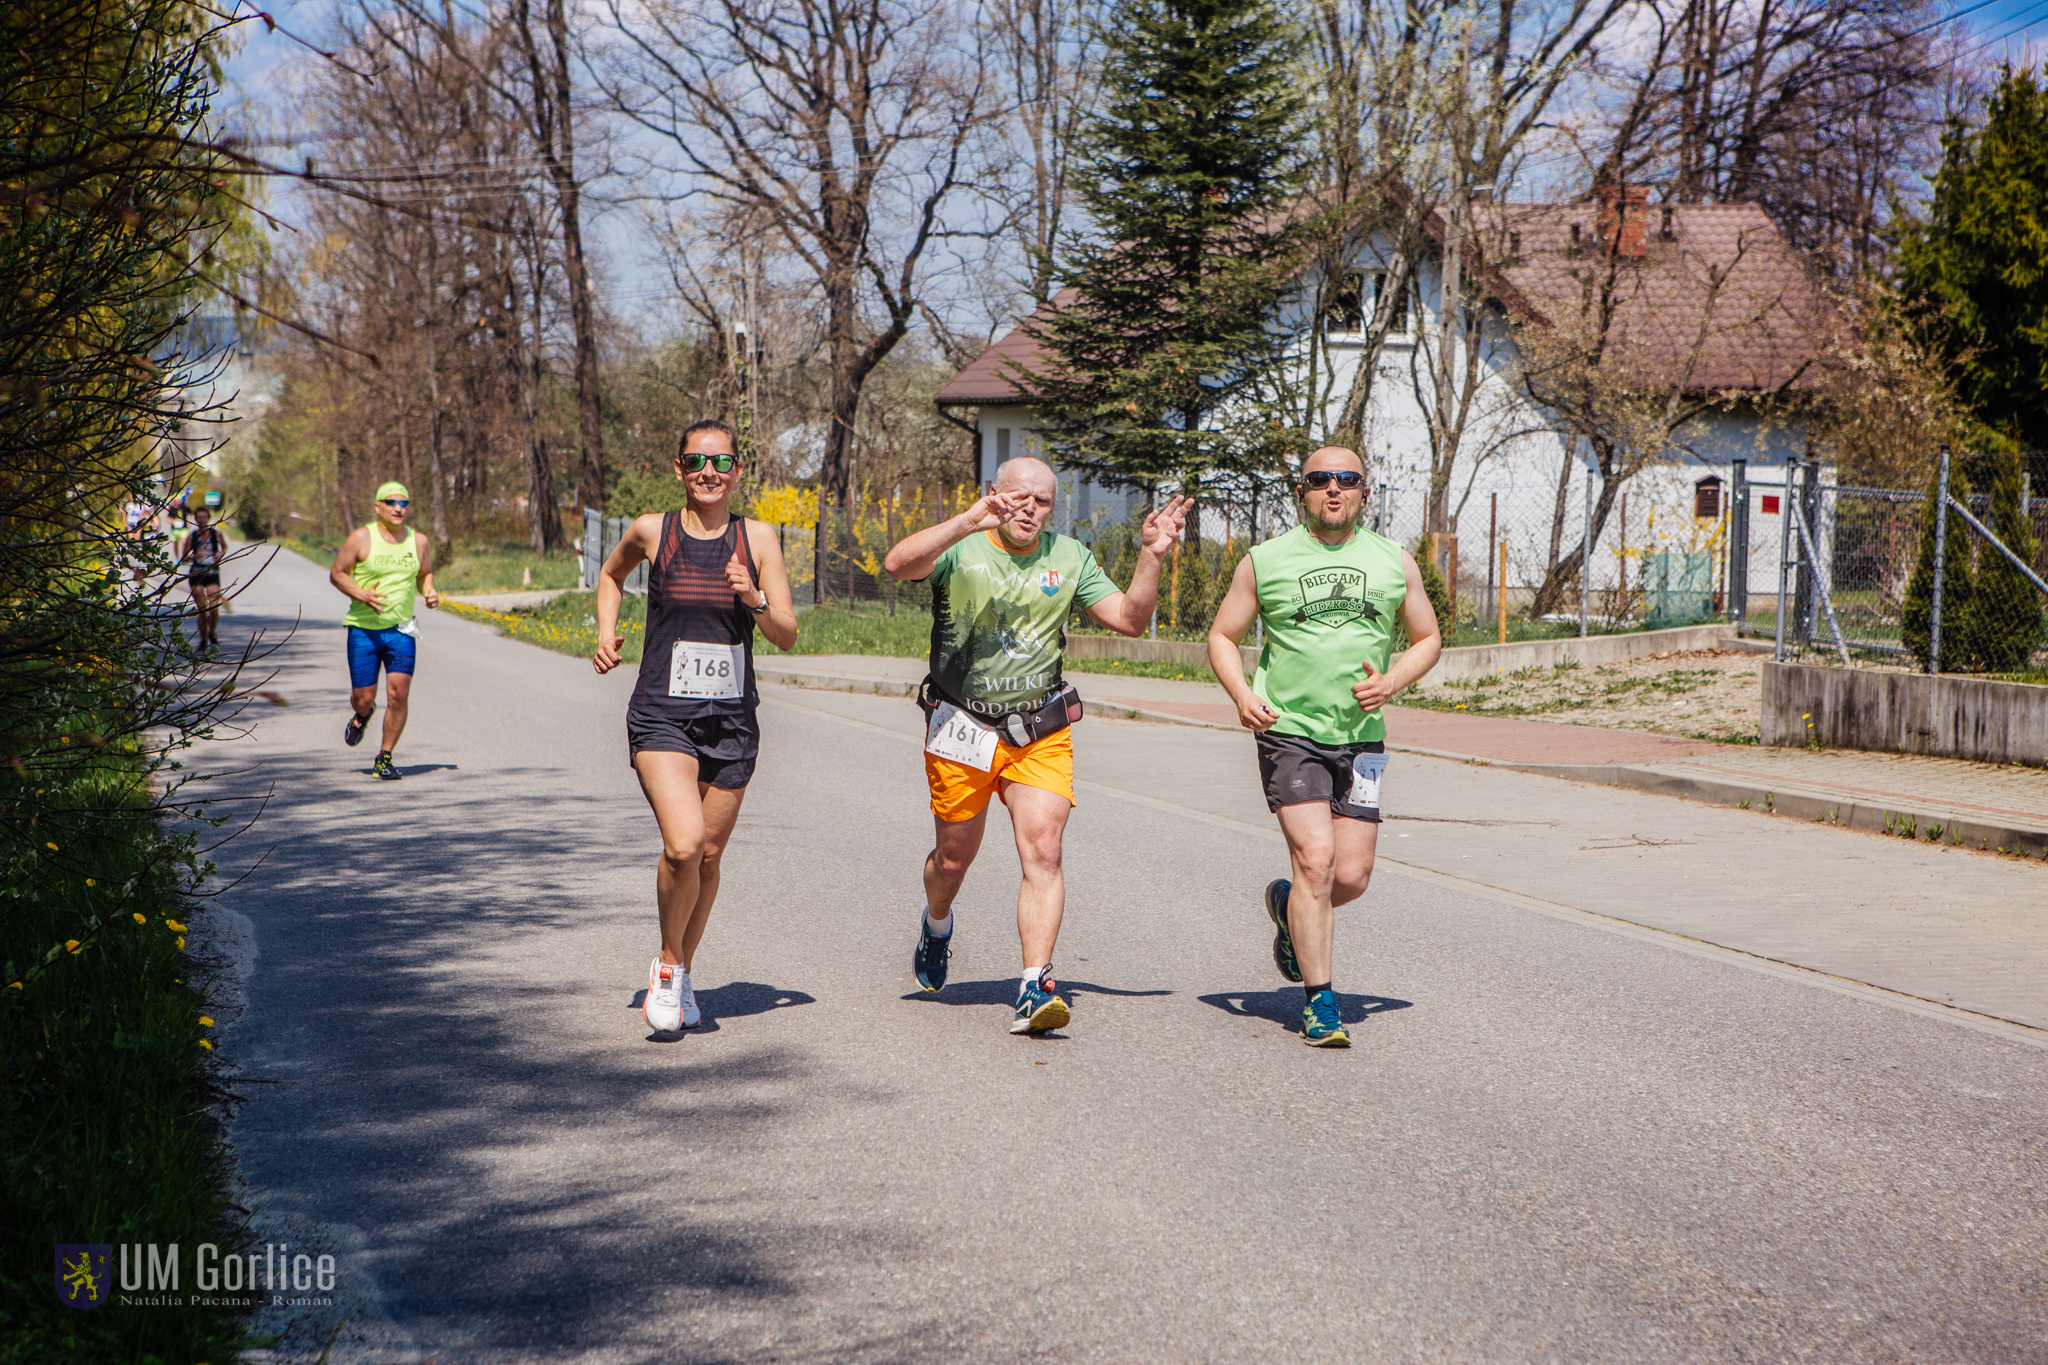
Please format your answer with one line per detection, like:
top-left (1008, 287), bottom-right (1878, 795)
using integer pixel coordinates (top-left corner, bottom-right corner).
top-left (190, 527), bottom-right (223, 572)
top-left (630, 512), bottom-right (759, 717)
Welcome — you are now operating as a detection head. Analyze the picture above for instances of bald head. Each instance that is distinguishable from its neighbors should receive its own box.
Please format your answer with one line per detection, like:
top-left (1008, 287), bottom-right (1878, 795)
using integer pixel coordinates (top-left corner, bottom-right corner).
top-left (989, 455), bottom-right (1057, 549)
top-left (994, 456), bottom-right (1057, 497)
top-left (1298, 444), bottom-right (1369, 539)
top-left (1303, 446), bottom-right (1368, 477)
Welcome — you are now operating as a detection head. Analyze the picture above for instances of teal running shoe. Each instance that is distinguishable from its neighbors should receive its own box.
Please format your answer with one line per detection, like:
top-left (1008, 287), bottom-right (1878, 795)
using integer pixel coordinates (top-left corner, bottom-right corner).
top-left (1302, 990), bottom-right (1349, 1047)
top-left (913, 917), bottom-right (952, 993)
top-left (1010, 973), bottom-right (1071, 1035)
top-left (1264, 879), bottom-right (1301, 983)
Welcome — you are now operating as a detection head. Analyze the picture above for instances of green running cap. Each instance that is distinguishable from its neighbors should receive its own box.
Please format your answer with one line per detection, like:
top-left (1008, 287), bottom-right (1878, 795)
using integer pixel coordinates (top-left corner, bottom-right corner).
top-left (375, 481), bottom-right (410, 501)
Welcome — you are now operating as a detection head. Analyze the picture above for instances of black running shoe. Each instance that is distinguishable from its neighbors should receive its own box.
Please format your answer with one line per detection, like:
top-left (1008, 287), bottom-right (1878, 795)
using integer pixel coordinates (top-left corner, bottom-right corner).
top-left (913, 917), bottom-right (952, 993)
top-left (371, 752), bottom-right (402, 780)
top-left (1265, 878), bottom-right (1301, 983)
top-left (344, 708), bottom-right (373, 747)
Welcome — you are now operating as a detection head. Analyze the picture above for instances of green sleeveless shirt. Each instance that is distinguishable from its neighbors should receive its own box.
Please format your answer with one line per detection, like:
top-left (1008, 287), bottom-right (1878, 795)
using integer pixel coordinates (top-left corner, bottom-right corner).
top-left (1248, 523), bottom-right (1407, 744)
top-left (343, 525), bottom-right (421, 630)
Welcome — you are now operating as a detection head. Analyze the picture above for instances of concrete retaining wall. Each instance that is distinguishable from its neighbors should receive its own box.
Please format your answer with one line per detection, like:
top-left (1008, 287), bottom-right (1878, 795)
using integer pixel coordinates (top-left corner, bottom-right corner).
top-left (1062, 621), bottom-right (1739, 684)
top-left (1762, 661), bottom-right (2048, 765)
top-left (1412, 623), bottom-right (1738, 683)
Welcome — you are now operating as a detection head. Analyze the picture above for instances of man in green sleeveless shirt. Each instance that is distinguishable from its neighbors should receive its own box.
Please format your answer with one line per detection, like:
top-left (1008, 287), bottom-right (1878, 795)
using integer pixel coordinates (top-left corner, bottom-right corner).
top-left (329, 481), bottom-right (440, 779)
top-left (1207, 446), bottom-right (1442, 1046)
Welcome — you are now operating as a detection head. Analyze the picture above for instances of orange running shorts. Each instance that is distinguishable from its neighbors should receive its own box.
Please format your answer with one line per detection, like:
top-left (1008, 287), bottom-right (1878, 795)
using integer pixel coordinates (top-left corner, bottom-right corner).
top-left (925, 724), bottom-right (1075, 822)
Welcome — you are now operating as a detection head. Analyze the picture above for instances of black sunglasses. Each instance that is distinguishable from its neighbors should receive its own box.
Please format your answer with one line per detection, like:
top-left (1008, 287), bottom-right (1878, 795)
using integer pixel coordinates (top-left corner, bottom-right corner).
top-left (683, 452), bottom-right (738, 473)
top-left (379, 498), bottom-right (411, 508)
top-left (1302, 470), bottom-right (1365, 490)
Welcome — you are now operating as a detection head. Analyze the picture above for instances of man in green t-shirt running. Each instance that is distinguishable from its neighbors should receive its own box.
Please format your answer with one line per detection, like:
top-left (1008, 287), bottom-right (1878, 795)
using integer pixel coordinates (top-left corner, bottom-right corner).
top-left (1207, 446), bottom-right (1442, 1046)
top-left (884, 456), bottom-right (1190, 1036)
top-left (329, 481), bottom-right (440, 779)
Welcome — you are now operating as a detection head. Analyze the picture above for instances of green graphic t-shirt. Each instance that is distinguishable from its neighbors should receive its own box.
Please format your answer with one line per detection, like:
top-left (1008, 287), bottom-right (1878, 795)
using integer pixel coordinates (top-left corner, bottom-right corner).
top-left (1249, 523), bottom-right (1407, 744)
top-left (926, 529), bottom-right (1118, 717)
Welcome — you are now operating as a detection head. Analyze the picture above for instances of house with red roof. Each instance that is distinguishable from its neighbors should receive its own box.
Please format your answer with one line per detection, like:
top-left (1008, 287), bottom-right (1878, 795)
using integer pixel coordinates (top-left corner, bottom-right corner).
top-left (935, 187), bottom-right (1838, 612)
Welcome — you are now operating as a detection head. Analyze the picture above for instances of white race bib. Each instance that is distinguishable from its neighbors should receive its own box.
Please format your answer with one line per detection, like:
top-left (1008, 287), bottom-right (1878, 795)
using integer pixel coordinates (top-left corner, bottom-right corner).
top-left (925, 702), bottom-right (999, 771)
top-left (1347, 750), bottom-right (1387, 811)
top-left (667, 641), bottom-right (743, 699)
top-left (396, 617), bottom-right (421, 639)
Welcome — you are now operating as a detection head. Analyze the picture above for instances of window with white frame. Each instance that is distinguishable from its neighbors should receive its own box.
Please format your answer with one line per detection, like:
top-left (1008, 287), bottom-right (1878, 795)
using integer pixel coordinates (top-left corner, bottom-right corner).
top-left (1371, 270), bottom-right (1411, 336)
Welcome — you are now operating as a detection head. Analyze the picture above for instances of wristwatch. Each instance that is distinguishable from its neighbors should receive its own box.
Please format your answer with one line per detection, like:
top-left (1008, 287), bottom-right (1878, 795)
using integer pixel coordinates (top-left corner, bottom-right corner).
top-left (748, 590), bottom-right (769, 614)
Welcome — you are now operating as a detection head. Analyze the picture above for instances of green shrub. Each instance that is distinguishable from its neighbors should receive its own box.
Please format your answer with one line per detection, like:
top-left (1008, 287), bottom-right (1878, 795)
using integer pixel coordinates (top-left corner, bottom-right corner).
top-left (1902, 462), bottom-right (1974, 669)
top-left (1960, 448), bottom-right (2043, 671)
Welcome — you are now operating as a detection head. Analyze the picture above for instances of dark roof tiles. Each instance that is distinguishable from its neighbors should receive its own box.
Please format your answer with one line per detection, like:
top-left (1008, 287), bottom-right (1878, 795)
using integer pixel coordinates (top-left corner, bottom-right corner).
top-left (934, 199), bottom-right (1834, 406)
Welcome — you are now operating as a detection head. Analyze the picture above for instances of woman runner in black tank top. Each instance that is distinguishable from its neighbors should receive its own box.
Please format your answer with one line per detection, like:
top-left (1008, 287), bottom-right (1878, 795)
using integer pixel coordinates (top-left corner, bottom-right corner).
top-left (630, 511), bottom-right (761, 716)
top-left (590, 421), bottom-right (799, 1037)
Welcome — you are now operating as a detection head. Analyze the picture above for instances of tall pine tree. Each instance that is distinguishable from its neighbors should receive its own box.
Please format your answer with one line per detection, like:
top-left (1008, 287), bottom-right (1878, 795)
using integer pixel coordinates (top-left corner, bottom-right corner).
top-left (1023, 0), bottom-right (1312, 498)
top-left (1896, 67), bottom-right (2048, 450)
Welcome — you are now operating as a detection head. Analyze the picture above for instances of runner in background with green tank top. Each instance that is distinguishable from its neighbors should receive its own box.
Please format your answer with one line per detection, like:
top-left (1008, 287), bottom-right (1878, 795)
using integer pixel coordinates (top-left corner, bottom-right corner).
top-left (329, 481), bottom-right (440, 779)
top-left (1206, 446), bottom-right (1442, 1047)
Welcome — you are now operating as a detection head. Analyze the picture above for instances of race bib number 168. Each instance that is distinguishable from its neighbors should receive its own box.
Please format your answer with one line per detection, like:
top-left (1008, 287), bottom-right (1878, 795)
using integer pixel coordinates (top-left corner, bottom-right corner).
top-left (668, 641), bottom-right (743, 699)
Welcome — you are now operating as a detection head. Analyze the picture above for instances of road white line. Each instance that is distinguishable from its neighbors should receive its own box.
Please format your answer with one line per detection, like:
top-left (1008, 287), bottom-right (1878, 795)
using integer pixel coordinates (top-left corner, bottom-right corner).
top-left (761, 688), bottom-right (2048, 1051)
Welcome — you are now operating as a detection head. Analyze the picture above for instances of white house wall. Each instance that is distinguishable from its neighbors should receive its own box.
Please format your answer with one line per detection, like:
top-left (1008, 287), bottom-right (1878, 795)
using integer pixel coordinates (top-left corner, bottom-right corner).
top-left (969, 232), bottom-right (1815, 606)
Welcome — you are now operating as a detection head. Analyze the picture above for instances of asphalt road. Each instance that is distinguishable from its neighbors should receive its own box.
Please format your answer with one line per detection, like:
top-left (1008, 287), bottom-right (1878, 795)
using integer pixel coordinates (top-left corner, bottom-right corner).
top-left (200, 543), bottom-right (2048, 1364)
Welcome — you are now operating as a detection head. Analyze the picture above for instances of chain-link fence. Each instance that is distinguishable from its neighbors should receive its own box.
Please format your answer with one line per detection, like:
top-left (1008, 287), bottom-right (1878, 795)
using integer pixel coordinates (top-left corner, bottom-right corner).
top-left (1371, 457), bottom-right (1737, 646)
top-left (1757, 449), bottom-right (2047, 676)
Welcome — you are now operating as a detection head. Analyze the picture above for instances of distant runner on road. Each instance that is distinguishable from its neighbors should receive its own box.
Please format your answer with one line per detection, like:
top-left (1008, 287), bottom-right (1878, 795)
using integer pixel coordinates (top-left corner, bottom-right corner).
top-left (1207, 446), bottom-right (1442, 1047)
top-left (176, 505), bottom-right (227, 651)
top-left (593, 420), bottom-right (798, 1037)
top-left (883, 456), bottom-right (1190, 1036)
top-left (330, 482), bottom-right (440, 780)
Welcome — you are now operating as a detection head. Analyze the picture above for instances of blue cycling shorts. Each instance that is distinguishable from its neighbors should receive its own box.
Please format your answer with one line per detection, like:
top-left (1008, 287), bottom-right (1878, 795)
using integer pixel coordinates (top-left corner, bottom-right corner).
top-left (346, 625), bottom-right (417, 688)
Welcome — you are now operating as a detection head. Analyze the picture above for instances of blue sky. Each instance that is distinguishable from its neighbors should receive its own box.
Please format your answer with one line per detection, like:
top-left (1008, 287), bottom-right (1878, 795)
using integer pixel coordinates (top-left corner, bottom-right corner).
top-left (1958, 0), bottom-right (2048, 61)
top-left (213, 0), bottom-right (2048, 333)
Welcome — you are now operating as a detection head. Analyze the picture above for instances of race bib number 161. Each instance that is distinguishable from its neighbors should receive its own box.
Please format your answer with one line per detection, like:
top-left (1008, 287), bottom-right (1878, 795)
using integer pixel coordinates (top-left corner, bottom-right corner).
top-left (925, 702), bottom-right (999, 771)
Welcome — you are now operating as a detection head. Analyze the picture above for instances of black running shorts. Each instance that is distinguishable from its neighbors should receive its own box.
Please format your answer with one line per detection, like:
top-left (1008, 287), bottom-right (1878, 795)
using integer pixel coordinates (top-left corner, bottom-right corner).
top-left (1255, 730), bottom-right (1386, 823)
top-left (626, 705), bottom-right (760, 790)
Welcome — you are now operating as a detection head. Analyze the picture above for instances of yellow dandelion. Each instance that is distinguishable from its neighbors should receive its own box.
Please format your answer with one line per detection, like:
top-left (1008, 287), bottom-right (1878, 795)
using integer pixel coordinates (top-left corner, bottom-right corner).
top-left (133, 913), bottom-right (146, 924)
top-left (65, 939), bottom-right (81, 953)
top-left (45, 842), bottom-right (57, 852)
top-left (6, 981), bottom-right (21, 990)
top-left (199, 1015), bottom-right (214, 1026)
top-left (165, 918), bottom-right (187, 932)
top-left (86, 878), bottom-right (95, 887)
top-left (199, 1039), bottom-right (214, 1050)
top-left (176, 936), bottom-right (186, 948)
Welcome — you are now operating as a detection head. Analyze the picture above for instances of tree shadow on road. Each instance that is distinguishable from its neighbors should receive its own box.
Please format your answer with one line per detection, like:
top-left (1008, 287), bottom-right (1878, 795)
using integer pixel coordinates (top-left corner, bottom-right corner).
top-left (1199, 989), bottom-right (1412, 1036)
top-left (629, 981), bottom-right (816, 1036)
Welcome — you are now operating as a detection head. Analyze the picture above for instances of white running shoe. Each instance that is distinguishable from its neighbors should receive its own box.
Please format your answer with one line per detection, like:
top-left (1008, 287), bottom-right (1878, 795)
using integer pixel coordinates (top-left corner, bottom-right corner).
top-left (677, 968), bottom-right (701, 1029)
top-left (644, 957), bottom-right (684, 1033)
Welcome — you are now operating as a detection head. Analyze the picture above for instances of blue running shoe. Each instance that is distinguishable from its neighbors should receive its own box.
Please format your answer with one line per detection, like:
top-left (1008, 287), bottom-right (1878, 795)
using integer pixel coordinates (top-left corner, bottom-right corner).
top-left (1265, 879), bottom-right (1301, 983)
top-left (913, 917), bottom-right (952, 993)
top-left (1302, 989), bottom-right (1350, 1047)
top-left (1010, 973), bottom-right (1071, 1035)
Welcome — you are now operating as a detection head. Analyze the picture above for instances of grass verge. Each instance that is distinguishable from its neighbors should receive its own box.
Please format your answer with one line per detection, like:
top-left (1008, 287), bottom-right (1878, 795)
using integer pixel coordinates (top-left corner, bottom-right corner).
top-left (446, 600), bottom-right (1229, 682)
top-left (0, 763), bottom-right (244, 1363)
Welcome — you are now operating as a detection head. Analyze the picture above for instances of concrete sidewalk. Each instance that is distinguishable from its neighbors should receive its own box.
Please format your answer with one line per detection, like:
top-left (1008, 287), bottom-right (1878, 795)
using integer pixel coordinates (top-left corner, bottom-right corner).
top-left (755, 654), bottom-right (2048, 860)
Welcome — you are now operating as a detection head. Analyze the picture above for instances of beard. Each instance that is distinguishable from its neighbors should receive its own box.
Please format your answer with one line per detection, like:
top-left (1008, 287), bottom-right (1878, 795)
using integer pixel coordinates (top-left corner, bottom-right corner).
top-left (1302, 497), bottom-right (1364, 534)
